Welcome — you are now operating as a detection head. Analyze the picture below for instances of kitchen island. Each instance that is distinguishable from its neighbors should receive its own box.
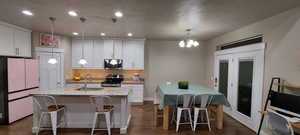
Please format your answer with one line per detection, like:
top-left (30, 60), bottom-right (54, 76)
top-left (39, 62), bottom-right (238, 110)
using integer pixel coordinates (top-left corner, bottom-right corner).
top-left (31, 87), bottom-right (131, 134)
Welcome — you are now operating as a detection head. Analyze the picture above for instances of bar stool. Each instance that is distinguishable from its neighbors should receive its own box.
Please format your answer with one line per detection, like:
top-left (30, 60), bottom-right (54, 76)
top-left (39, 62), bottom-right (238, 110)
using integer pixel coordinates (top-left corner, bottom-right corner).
top-left (171, 94), bottom-right (194, 132)
top-left (266, 108), bottom-right (295, 135)
top-left (33, 95), bottom-right (66, 135)
top-left (193, 94), bottom-right (214, 132)
top-left (90, 96), bottom-right (114, 135)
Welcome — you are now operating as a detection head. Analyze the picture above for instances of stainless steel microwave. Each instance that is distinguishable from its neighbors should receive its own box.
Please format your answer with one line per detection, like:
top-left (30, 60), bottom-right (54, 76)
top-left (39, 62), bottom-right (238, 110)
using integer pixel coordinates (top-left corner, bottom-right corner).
top-left (104, 59), bottom-right (123, 69)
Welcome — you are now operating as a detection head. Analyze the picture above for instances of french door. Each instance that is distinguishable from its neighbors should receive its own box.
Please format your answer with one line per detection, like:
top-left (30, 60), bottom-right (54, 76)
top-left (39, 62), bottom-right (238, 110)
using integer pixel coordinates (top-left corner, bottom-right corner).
top-left (214, 43), bottom-right (265, 132)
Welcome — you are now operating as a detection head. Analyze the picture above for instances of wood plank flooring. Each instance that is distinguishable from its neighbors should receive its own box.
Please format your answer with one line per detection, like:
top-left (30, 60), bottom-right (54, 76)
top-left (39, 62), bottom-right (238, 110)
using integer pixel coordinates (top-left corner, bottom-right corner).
top-left (0, 102), bottom-right (255, 135)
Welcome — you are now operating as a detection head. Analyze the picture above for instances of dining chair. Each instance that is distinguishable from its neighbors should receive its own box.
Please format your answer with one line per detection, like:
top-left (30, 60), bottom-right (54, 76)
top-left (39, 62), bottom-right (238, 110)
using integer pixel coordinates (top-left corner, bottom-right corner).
top-left (89, 96), bottom-right (114, 135)
top-left (266, 108), bottom-right (295, 135)
top-left (33, 95), bottom-right (66, 135)
top-left (172, 94), bottom-right (194, 132)
top-left (193, 94), bottom-right (214, 132)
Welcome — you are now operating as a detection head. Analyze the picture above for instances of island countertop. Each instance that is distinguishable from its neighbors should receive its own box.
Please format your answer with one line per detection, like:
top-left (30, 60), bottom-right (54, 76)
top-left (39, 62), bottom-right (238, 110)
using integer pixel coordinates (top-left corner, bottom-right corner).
top-left (31, 87), bottom-right (131, 96)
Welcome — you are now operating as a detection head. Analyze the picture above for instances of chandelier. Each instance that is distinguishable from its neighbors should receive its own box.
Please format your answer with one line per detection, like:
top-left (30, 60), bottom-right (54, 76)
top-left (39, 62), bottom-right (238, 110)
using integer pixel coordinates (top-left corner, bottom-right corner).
top-left (178, 29), bottom-right (199, 48)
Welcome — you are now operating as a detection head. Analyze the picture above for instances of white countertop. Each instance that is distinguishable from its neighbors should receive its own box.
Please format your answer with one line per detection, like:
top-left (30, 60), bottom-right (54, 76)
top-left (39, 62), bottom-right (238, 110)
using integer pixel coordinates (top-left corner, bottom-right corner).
top-left (32, 87), bottom-right (131, 96)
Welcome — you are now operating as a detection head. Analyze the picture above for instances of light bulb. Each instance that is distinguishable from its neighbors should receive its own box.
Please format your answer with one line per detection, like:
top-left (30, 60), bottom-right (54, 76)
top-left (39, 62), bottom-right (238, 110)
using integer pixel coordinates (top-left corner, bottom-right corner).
top-left (78, 58), bottom-right (87, 65)
top-left (193, 41), bottom-right (199, 47)
top-left (68, 11), bottom-right (78, 17)
top-left (22, 10), bottom-right (33, 16)
top-left (48, 58), bottom-right (58, 64)
top-left (110, 59), bottom-right (118, 65)
top-left (179, 40), bottom-right (185, 48)
top-left (114, 11), bottom-right (123, 18)
top-left (127, 33), bottom-right (133, 37)
top-left (188, 39), bottom-right (194, 45)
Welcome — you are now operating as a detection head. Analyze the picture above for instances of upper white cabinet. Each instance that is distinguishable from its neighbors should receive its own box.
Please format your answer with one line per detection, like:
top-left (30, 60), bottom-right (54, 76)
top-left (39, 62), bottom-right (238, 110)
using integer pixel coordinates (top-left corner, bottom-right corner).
top-left (103, 39), bottom-right (123, 59)
top-left (0, 24), bottom-right (14, 56)
top-left (123, 40), bottom-right (144, 70)
top-left (71, 38), bottom-right (144, 69)
top-left (14, 29), bottom-right (31, 57)
top-left (114, 40), bottom-right (123, 59)
top-left (0, 22), bottom-right (31, 57)
top-left (71, 39), bottom-right (83, 68)
top-left (93, 39), bottom-right (105, 68)
top-left (72, 39), bottom-right (94, 68)
top-left (103, 40), bottom-right (114, 59)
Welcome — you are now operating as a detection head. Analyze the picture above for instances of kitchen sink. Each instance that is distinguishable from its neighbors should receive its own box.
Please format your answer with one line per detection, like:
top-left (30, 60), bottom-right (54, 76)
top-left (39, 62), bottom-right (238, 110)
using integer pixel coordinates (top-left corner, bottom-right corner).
top-left (75, 87), bottom-right (104, 91)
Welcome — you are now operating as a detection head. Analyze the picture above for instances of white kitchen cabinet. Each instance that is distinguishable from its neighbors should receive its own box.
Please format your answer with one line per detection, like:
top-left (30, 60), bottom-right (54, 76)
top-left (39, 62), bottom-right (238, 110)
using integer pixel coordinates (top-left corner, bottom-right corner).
top-left (72, 39), bottom-right (94, 68)
top-left (103, 40), bottom-right (114, 59)
top-left (123, 40), bottom-right (144, 70)
top-left (121, 84), bottom-right (144, 103)
top-left (0, 22), bottom-right (31, 57)
top-left (71, 38), bottom-right (144, 69)
top-left (93, 39), bottom-right (105, 68)
top-left (103, 39), bottom-right (123, 59)
top-left (72, 39), bottom-right (82, 68)
top-left (113, 40), bottom-right (123, 59)
top-left (83, 40), bottom-right (94, 68)
top-left (14, 29), bottom-right (31, 57)
top-left (0, 24), bottom-right (15, 56)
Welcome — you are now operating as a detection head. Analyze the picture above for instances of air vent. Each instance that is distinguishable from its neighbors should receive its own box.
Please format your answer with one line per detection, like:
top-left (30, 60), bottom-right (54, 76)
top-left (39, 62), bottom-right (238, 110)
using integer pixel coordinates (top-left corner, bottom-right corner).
top-left (217, 36), bottom-right (263, 50)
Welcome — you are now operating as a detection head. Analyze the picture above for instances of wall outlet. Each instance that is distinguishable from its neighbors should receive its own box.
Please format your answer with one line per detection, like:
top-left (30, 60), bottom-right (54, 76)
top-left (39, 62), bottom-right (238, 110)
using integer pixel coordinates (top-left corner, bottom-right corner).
top-left (0, 113), bottom-right (3, 119)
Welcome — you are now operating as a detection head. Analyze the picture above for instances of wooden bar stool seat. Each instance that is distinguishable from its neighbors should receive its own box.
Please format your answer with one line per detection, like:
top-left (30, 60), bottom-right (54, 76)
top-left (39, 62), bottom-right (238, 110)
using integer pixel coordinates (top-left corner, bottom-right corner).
top-left (48, 105), bottom-right (65, 112)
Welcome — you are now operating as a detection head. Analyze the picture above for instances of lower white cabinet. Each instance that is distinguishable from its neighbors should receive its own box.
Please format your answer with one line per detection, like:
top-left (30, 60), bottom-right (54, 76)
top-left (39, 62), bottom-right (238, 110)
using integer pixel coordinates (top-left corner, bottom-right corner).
top-left (65, 83), bottom-right (144, 103)
top-left (121, 84), bottom-right (144, 103)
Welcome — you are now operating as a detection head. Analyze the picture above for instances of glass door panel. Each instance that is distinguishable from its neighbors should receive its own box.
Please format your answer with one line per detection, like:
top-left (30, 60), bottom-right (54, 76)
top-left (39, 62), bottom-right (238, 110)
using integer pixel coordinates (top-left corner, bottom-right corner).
top-left (219, 60), bottom-right (229, 97)
top-left (237, 59), bottom-right (254, 117)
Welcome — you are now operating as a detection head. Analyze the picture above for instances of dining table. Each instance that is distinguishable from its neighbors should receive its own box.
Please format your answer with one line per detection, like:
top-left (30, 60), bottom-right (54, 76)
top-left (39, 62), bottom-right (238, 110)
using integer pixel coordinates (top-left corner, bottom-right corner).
top-left (155, 84), bottom-right (230, 130)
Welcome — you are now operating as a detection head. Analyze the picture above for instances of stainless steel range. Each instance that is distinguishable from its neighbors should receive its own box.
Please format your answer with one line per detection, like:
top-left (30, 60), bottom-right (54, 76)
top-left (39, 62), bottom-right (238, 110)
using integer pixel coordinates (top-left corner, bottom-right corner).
top-left (101, 73), bottom-right (124, 87)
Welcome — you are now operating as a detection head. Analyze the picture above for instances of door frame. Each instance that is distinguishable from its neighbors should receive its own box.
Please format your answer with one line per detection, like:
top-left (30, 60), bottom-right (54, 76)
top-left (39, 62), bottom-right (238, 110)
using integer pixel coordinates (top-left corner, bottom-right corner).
top-left (214, 43), bottom-right (265, 132)
top-left (35, 47), bottom-right (65, 89)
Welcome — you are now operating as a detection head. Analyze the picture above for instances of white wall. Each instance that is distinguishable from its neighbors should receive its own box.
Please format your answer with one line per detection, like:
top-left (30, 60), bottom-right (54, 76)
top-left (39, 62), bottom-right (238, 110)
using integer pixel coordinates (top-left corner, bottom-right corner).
top-left (203, 6), bottom-right (300, 99)
top-left (144, 40), bottom-right (206, 99)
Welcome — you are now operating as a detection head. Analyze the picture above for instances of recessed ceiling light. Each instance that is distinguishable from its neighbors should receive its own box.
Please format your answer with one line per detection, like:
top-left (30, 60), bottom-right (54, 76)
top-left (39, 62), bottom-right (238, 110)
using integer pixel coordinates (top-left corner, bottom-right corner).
top-left (114, 11), bottom-right (123, 18)
top-left (127, 33), bottom-right (133, 37)
top-left (73, 32), bottom-right (79, 35)
top-left (22, 10), bottom-right (33, 16)
top-left (68, 11), bottom-right (78, 17)
top-left (100, 32), bottom-right (106, 36)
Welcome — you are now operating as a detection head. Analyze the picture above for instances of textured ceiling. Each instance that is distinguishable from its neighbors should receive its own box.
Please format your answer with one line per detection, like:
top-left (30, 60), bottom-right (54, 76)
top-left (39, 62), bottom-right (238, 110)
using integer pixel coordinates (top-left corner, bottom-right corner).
top-left (0, 0), bottom-right (300, 40)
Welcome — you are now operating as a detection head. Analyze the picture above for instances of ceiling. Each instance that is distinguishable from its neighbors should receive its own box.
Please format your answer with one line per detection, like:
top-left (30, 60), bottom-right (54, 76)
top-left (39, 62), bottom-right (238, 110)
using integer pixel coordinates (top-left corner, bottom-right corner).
top-left (0, 0), bottom-right (300, 40)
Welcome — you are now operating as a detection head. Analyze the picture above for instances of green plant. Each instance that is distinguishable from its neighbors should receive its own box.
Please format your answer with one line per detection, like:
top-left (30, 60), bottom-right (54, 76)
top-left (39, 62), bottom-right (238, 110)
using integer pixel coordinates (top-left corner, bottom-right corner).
top-left (178, 81), bottom-right (189, 89)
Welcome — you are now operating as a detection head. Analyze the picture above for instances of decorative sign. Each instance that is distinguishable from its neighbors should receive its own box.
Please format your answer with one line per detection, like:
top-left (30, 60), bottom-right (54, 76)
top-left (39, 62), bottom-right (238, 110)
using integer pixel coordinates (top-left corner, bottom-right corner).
top-left (39, 33), bottom-right (60, 47)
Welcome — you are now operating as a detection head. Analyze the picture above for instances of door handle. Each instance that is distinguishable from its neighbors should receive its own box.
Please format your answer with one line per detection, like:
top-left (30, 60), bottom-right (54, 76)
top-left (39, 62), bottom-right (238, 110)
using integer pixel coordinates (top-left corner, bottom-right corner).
top-left (214, 77), bottom-right (218, 87)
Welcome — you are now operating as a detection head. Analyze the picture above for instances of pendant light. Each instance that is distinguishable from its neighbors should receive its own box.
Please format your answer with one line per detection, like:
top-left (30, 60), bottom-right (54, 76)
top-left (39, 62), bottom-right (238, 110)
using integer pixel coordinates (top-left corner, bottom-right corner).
top-left (178, 29), bottom-right (199, 48)
top-left (109, 40), bottom-right (118, 65)
top-left (78, 17), bottom-right (87, 65)
top-left (48, 17), bottom-right (58, 64)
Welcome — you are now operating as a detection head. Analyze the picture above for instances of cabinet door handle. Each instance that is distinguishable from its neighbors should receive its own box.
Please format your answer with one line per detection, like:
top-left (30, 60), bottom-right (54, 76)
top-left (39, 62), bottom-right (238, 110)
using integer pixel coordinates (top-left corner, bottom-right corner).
top-left (15, 48), bottom-right (18, 55)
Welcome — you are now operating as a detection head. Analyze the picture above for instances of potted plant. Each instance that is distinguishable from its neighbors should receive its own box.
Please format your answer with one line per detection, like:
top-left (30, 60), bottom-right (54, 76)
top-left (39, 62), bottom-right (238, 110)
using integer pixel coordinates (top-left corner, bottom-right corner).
top-left (178, 81), bottom-right (189, 89)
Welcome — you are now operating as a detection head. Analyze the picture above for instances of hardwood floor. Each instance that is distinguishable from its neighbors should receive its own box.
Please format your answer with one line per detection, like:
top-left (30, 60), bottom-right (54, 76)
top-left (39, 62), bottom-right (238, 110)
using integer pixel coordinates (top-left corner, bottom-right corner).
top-left (0, 102), bottom-right (255, 135)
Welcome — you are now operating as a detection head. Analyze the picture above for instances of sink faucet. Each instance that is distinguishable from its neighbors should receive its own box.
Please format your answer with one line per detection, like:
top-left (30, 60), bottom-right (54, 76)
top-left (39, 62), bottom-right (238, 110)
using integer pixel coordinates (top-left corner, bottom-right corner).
top-left (83, 73), bottom-right (92, 91)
